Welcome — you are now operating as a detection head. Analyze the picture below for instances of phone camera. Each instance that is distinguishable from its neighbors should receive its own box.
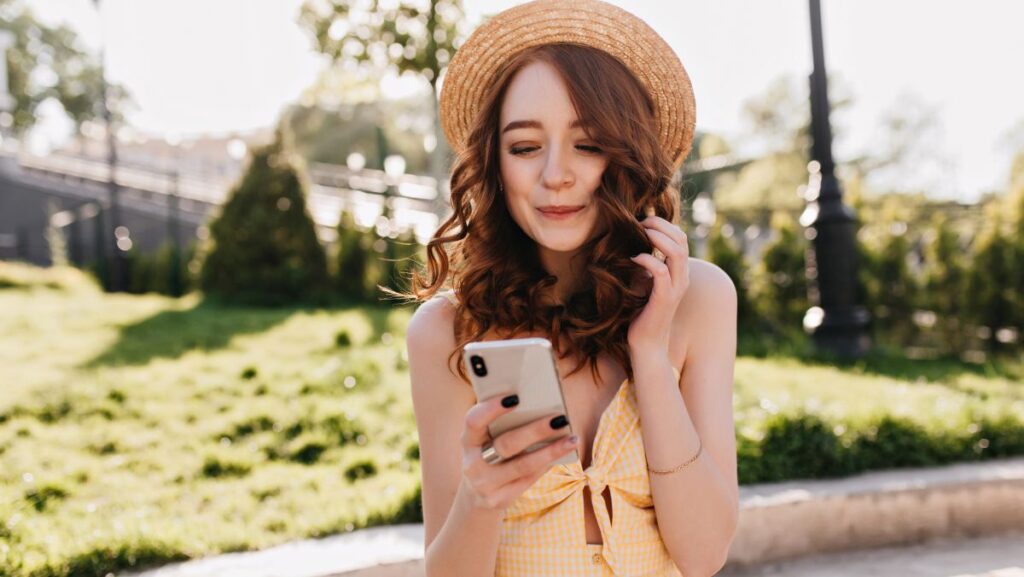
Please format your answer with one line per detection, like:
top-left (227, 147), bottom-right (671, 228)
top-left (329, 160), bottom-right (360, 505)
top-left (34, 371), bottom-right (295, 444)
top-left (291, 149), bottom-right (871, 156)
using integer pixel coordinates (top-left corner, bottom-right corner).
top-left (469, 355), bottom-right (488, 377)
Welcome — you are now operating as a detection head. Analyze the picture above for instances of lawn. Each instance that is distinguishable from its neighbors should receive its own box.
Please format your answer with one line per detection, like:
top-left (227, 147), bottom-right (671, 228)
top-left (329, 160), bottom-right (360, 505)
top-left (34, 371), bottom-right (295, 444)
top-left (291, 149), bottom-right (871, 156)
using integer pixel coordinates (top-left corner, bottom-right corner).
top-left (1, 262), bottom-right (1021, 577)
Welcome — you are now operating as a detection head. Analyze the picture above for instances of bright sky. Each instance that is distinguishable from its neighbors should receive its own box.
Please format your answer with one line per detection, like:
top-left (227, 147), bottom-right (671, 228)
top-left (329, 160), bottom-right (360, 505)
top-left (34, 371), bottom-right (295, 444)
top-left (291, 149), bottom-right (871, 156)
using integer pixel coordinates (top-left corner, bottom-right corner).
top-left (28, 0), bottom-right (1024, 202)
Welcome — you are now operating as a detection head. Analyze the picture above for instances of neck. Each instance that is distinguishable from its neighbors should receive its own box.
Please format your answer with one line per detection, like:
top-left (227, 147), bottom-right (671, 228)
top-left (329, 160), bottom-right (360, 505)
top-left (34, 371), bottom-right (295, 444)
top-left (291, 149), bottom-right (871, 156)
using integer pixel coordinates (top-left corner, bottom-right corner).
top-left (538, 246), bottom-right (587, 305)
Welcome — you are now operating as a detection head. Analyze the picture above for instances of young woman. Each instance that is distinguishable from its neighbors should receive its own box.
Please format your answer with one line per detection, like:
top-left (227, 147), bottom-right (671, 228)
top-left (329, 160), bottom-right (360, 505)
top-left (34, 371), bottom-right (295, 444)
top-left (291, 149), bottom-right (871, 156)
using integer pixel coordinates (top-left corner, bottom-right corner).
top-left (404, 1), bottom-right (738, 575)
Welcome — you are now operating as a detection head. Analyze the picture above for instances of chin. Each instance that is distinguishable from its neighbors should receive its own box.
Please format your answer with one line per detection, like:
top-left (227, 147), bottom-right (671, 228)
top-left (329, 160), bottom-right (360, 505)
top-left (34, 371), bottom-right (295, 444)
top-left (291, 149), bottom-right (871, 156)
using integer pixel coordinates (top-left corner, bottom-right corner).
top-left (532, 230), bottom-right (591, 253)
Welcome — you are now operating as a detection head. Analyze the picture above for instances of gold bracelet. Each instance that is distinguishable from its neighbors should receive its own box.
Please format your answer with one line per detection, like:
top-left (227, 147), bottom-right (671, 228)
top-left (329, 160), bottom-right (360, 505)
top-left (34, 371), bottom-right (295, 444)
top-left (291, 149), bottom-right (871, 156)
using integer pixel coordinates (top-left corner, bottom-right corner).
top-left (647, 437), bottom-right (702, 475)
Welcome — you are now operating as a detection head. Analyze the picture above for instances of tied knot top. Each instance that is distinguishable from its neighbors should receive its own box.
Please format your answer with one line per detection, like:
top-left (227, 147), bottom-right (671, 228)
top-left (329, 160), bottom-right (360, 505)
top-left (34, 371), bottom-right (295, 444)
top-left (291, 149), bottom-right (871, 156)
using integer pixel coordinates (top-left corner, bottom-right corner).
top-left (436, 290), bottom-right (682, 576)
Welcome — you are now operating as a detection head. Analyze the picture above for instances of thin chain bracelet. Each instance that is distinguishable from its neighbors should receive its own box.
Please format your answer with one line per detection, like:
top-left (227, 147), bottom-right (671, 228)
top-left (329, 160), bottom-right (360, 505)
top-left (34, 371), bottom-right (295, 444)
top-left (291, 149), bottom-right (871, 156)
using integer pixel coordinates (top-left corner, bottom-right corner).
top-left (647, 437), bottom-right (702, 475)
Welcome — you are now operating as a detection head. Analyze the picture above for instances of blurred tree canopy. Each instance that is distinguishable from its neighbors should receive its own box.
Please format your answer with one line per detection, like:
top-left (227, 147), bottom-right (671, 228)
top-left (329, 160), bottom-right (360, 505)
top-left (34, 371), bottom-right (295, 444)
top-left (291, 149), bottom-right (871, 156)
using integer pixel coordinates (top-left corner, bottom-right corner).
top-left (0, 0), bottom-right (130, 136)
top-left (298, 0), bottom-right (465, 209)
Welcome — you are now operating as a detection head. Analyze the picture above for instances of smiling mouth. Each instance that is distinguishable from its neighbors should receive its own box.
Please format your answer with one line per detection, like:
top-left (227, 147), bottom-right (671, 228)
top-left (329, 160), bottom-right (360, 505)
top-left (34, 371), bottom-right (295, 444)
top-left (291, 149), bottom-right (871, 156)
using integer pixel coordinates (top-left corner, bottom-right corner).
top-left (537, 206), bottom-right (585, 215)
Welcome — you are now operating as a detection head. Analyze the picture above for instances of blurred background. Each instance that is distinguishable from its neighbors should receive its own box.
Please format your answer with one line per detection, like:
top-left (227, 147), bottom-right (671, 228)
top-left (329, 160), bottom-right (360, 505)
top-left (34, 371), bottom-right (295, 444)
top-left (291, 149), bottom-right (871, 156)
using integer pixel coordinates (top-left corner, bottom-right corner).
top-left (0, 1), bottom-right (1022, 576)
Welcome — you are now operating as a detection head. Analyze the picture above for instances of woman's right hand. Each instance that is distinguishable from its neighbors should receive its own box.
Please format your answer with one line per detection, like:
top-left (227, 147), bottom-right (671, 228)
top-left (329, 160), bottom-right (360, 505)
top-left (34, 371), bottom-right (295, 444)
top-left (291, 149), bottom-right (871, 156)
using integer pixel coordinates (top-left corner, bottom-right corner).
top-left (460, 395), bottom-right (578, 511)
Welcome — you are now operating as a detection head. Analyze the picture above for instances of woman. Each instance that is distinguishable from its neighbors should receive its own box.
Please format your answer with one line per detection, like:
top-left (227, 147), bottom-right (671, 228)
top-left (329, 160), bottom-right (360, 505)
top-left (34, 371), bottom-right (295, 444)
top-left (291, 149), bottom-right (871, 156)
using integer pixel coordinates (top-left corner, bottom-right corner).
top-left (404, 1), bottom-right (738, 575)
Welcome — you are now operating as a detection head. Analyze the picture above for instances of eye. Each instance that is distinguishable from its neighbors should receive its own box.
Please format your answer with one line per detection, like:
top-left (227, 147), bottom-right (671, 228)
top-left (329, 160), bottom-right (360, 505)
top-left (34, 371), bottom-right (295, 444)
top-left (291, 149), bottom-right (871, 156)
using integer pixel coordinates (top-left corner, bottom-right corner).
top-left (509, 146), bottom-right (539, 156)
top-left (576, 144), bottom-right (603, 154)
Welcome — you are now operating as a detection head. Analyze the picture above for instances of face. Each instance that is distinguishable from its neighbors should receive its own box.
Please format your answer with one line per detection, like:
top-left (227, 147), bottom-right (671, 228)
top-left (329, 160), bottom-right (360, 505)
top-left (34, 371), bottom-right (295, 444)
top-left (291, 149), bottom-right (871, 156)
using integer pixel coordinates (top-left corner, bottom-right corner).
top-left (498, 60), bottom-right (610, 254)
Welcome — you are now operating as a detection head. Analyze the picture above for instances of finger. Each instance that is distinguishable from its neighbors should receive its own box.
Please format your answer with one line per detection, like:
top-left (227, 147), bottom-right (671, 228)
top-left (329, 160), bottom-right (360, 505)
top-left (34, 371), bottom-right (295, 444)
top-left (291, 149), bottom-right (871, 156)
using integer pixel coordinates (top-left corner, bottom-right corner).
top-left (626, 254), bottom-right (675, 295)
top-left (643, 227), bottom-right (687, 264)
top-left (462, 394), bottom-right (519, 449)
top-left (497, 433), bottom-right (578, 482)
top-left (642, 216), bottom-right (687, 246)
top-left (491, 413), bottom-right (571, 461)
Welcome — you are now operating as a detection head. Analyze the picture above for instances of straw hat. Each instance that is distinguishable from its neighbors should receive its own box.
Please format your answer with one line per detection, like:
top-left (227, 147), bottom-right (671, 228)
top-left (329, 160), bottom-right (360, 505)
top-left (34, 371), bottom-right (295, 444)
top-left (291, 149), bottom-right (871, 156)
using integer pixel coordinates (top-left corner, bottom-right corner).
top-left (439, 0), bottom-right (697, 169)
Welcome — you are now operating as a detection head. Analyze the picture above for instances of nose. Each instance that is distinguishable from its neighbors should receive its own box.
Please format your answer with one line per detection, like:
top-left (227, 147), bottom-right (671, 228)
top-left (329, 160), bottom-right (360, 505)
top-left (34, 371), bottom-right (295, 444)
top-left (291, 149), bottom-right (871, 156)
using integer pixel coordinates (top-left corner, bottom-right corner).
top-left (541, 143), bottom-right (575, 191)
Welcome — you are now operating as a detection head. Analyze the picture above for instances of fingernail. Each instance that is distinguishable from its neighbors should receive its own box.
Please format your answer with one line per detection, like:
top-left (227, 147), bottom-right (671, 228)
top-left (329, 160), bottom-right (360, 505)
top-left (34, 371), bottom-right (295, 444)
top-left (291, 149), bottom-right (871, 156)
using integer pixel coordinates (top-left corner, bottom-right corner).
top-left (501, 395), bottom-right (519, 408)
top-left (566, 435), bottom-right (578, 445)
top-left (550, 415), bottom-right (569, 429)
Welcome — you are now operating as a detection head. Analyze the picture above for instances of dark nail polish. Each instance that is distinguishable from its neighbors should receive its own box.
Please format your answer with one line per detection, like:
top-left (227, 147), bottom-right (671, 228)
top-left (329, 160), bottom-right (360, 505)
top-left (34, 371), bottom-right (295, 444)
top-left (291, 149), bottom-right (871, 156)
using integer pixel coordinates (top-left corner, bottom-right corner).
top-left (550, 415), bottom-right (569, 429)
top-left (501, 395), bottom-right (519, 408)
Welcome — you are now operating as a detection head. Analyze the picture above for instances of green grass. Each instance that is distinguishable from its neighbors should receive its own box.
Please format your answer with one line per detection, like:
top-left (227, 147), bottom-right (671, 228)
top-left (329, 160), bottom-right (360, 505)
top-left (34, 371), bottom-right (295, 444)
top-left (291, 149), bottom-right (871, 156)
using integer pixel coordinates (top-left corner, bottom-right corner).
top-left (0, 263), bottom-right (420, 576)
top-left (0, 261), bottom-right (1022, 577)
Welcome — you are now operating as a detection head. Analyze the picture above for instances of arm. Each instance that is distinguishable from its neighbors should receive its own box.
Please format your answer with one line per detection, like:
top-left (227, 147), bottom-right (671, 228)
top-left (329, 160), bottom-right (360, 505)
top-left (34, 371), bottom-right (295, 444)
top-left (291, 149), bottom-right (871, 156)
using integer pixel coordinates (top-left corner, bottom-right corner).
top-left (407, 298), bottom-right (577, 576)
top-left (633, 261), bottom-right (739, 576)
top-left (406, 298), bottom-right (504, 576)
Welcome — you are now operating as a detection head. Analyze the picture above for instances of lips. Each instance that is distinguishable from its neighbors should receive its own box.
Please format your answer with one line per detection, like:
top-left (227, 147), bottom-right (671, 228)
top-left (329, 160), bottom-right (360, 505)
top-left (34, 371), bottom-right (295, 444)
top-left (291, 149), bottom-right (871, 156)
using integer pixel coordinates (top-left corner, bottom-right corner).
top-left (537, 206), bottom-right (584, 215)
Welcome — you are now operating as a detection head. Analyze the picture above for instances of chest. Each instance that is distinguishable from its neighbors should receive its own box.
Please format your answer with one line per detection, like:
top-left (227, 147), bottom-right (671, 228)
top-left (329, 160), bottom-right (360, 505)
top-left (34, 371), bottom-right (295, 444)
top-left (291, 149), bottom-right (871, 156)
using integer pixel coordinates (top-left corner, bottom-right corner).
top-left (554, 353), bottom-right (628, 470)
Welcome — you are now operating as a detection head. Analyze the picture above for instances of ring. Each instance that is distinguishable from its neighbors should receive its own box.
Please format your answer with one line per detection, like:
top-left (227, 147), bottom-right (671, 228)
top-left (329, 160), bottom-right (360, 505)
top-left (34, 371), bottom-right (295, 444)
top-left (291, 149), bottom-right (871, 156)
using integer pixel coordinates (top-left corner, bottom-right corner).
top-left (652, 248), bottom-right (666, 263)
top-left (481, 442), bottom-right (503, 465)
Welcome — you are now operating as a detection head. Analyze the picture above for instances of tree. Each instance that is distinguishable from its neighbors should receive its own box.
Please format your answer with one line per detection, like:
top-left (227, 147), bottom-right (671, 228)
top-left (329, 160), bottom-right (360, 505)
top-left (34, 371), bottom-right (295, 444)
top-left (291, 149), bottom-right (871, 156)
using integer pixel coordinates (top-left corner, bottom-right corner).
top-left (711, 73), bottom-right (854, 213)
top-left (335, 209), bottom-right (375, 301)
top-left (299, 0), bottom-right (465, 213)
top-left (199, 131), bottom-right (329, 306)
top-left (752, 212), bottom-right (808, 329)
top-left (705, 221), bottom-right (754, 328)
top-left (965, 205), bottom-right (1015, 355)
top-left (920, 213), bottom-right (968, 354)
top-left (0, 0), bottom-right (130, 136)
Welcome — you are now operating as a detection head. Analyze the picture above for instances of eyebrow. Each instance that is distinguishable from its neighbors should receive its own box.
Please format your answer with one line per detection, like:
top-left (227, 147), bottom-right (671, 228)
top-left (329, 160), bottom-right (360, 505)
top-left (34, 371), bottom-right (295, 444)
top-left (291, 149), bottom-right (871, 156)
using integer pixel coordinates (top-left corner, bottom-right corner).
top-left (501, 119), bottom-right (585, 134)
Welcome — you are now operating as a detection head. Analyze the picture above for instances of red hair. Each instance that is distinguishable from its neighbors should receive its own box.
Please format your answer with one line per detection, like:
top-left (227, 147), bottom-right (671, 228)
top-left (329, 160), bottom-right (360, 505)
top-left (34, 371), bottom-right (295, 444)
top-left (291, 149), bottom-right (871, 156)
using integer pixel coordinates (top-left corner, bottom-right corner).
top-left (408, 43), bottom-right (681, 385)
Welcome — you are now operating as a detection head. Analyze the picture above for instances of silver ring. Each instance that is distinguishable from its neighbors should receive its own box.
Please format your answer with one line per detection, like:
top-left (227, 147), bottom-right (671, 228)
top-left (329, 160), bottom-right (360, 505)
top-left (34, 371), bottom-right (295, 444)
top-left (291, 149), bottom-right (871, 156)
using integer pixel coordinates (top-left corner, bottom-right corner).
top-left (481, 442), bottom-right (503, 465)
top-left (652, 248), bottom-right (666, 263)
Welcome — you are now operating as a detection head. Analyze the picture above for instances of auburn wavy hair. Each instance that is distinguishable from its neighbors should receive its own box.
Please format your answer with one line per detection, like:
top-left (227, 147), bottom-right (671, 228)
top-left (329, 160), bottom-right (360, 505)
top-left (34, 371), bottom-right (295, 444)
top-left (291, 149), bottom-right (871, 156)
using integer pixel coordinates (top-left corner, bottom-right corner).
top-left (406, 43), bottom-right (681, 386)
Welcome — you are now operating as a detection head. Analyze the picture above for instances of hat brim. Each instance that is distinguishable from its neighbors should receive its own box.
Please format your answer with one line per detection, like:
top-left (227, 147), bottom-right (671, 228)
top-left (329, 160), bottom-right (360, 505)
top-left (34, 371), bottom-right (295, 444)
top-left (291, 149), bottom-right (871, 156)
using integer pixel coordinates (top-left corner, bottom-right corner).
top-left (440, 0), bottom-right (696, 170)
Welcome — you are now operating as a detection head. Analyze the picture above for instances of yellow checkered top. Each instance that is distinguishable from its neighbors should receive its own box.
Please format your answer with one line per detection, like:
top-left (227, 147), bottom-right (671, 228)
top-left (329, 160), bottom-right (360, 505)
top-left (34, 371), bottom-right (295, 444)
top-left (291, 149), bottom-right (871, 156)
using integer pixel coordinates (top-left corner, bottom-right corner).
top-left (438, 290), bottom-right (683, 576)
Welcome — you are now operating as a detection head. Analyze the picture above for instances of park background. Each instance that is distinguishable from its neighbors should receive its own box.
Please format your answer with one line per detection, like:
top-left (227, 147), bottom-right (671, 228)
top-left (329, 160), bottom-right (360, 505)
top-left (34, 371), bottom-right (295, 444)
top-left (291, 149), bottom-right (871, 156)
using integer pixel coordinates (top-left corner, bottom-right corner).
top-left (1, 1), bottom-right (1022, 576)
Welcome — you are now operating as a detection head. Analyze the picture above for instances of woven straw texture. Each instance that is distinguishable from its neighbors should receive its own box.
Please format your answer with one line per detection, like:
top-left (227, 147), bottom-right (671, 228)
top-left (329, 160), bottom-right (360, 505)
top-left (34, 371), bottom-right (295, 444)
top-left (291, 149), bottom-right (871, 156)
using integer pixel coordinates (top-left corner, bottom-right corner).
top-left (440, 0), bottom-right (696, 169)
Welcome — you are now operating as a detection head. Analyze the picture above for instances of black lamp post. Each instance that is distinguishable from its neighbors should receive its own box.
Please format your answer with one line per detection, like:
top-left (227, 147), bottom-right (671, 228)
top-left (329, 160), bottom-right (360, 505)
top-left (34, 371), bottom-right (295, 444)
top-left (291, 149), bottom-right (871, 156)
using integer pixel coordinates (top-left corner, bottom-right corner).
top-left (801, 0), bottom-right (871, 358)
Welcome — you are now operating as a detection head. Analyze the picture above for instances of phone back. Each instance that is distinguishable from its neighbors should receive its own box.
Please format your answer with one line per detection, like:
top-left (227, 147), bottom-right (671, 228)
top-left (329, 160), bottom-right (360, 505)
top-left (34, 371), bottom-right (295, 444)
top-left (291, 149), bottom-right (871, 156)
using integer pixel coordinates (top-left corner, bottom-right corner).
top-left (463, 337), bottom-right (577, 466)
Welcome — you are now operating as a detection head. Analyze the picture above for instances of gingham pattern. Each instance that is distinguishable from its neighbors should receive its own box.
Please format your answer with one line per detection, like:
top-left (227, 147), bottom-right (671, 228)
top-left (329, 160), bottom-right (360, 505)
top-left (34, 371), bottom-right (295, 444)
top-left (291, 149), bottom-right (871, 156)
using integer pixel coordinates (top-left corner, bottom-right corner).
top-left (437, 290), bottom-right (684, 576)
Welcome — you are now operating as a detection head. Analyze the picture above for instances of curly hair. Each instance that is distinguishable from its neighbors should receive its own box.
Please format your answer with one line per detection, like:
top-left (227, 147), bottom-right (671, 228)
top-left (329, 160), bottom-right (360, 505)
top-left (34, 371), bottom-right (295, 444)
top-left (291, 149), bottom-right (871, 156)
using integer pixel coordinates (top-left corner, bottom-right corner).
top-left (408, 43), bottom-right (682, 386)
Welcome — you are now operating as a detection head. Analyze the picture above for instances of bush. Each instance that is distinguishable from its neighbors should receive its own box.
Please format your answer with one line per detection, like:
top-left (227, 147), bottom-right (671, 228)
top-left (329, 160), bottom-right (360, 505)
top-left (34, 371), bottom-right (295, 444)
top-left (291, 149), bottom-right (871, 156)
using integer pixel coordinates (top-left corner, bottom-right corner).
top-left (736, 409), bottom-right (1024, 484)
top-left (199, 133), bottom-right (329, 306)
top-left (920, 213), bottom-right (969, 354)
top-left (124, 242), bottom-right (197, 296)
top-left (705, 221), bottom-right (755, 328)
top-left (752, 212), bottom-right (808, 329)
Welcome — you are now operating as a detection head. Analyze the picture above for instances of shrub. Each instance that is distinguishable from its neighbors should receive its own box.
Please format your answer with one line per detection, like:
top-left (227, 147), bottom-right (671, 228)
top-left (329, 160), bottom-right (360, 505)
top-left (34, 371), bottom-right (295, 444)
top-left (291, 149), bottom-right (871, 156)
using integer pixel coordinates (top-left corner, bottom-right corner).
top-left (199, 133), bottom-right (329, 306)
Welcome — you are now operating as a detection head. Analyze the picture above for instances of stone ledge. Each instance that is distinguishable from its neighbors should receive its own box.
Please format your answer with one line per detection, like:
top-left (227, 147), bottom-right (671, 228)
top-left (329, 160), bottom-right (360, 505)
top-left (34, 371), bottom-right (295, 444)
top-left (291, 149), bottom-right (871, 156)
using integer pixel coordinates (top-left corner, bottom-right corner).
top-left (123, 456), bottom-right (1024, 577)
top-left (729, 456), bottom-right (1024, 567)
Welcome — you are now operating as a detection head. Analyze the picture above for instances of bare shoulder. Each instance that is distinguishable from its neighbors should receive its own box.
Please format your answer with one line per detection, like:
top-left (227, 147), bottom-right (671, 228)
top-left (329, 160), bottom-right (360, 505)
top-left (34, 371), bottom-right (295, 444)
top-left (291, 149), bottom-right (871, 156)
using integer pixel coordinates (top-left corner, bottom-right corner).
top-left (406, 295), bottom-right (464, 384)
top-left (684, 258), bottom-right (737, 308)
top-left (670, 258), bottom-right (738, 359)
top-left (407, 294), bottom-right (458, 348)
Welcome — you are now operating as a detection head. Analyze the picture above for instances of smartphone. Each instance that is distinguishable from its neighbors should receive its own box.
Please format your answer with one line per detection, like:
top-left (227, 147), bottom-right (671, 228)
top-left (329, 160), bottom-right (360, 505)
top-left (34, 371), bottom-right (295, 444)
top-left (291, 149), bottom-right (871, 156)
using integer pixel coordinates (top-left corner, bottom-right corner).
top-left (463, 337), bottom-right (578, 466)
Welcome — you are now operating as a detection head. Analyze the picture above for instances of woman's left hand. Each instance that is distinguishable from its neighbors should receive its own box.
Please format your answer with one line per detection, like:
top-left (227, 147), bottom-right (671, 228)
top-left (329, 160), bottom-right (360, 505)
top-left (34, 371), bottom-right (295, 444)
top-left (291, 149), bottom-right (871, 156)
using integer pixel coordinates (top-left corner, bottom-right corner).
top-left (627, 216), bottom-right (691, 353)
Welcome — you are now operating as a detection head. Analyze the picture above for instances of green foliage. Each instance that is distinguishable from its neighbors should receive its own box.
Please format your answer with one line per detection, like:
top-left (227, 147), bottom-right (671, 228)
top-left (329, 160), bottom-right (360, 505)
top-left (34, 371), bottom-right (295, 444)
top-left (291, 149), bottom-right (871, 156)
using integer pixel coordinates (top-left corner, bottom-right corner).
top-left (126, 242), bottom-right (196, 296)
top-left (966, 206), bottom-right (1017, 354)
top-left (24, 481), bottom-right (70, 512)
top-left (334, 210), bottom-right (425, 303)
top-left (869, 222), bottom-right (918, 346)
top-left (2, 266), bottom-right (1024, 577)
top-left (0, 0), bottom-right (132, 135)
top-left (344, 458), bottom-right (379, 482)
top-left (920, 213), bottom-right (969, 353)
top-left (298, 0), bottom-right (464, 88)
top-left (335, 329), bottom-right (352, 347)
top-left (738, 410), bottom-right (1024, 484)
top-left (199, 136), bottom-right (329, 306)
top-left (705, 221), bottom-right (755, 327)
top-left (752, 212), bottom-right (808, 328)
top-left (335, 210), bottom-right (378, 301)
